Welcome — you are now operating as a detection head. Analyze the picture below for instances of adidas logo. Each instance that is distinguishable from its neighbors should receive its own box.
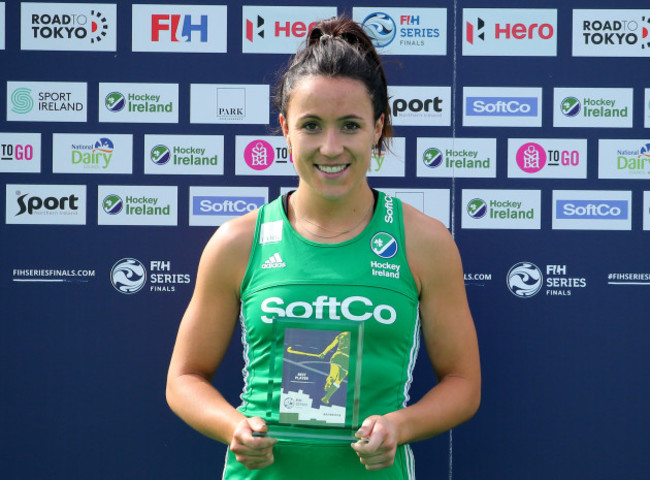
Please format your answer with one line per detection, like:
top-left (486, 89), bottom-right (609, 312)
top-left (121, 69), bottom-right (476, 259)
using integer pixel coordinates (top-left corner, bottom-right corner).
top-left (261, 252), bottom-right (286, 269)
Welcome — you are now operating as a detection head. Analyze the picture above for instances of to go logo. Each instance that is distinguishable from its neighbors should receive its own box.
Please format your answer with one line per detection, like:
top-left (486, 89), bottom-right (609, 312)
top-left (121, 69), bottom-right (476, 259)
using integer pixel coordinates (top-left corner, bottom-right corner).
top-left (110, 258), bottom-right (147, 294)
top-left (11, 88), bottom-right (34, 114)
top-left (467, 198), bottom-right (487, 219)
top-left (244, 140), bottom-right (275, 170)
top-left (103, 194), bottom-right (123, 214)
top-left (105, 92), bottom-right (125, 112)
top-left (423, 147), bottom-right (444, 168)
top-left (516, 143), bottom-right (547, 173)
top-left (507, 262), bottom-right (543, 298)
top-left (151, 145), bottom-right (171, 165)
top-left (561, 97), bottom-right (581, 117)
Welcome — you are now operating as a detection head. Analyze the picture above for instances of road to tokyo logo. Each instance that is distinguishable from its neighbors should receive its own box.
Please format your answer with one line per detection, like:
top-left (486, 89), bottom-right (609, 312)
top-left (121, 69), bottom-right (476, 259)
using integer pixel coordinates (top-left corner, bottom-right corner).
top-left (11, 88), bottom-right (34, 114)
top-left (362, 12), bottom-right (396, 48)
top-left (507, 262), bottom-right (543, 298)
top-left (110, 258), bottom-right (147, 294)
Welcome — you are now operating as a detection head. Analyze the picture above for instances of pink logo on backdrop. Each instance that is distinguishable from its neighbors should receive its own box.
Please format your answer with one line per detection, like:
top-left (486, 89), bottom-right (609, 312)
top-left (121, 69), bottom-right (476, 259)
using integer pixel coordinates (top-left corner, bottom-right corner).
top-left (244, 140), bottom-right (275, 170)
top-left (516, 142), bottom-right (546, 173)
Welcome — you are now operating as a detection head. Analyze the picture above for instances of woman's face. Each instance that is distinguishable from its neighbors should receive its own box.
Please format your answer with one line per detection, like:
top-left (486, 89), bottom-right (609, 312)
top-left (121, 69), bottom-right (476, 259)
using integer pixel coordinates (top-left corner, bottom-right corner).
top-left (280, 75), bottom-right (384, 201)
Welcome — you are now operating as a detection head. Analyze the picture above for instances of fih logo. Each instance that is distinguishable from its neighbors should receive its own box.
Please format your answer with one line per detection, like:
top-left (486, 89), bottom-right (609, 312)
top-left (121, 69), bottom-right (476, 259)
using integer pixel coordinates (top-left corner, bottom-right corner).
top-left (30, 9), bottom-right (110, 44)
top-left (11, 88), bottom-right (34, 114)
top-left (423, 148), bottom-right (444, 168)
top-left (467, 198), bottom-right (488, 219)
top-left (561, 97), bottom-right (581, 117)
top-left (246, 15), bottom-right (265, 42)
top-left (507, 262), bottom-right (543, 298)
top-left (466, 17), bottom-right (486, 44)
top-left (110, 258), bottom-right (147, 294)
top-left (151, 14), bottom-right (208, 42)
top-left (105, 92), bottom-right (125, 112)
top-left (362, 12), bottom-right (397, 48)
top-left (151, 145), bottom-right (171, 165)
top-left (516, 142), bottom-right (546, 173)
top-left (244, 140), bottom-right (275, 170)
top-left (370, 232), bottom-right (398, 259)
top-left (102, 194), bottom-right (123, 215)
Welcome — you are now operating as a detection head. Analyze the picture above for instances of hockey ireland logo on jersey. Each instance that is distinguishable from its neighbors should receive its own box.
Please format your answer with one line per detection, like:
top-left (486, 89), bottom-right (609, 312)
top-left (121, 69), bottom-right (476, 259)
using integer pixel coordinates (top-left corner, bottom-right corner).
top-left (260, 295), bottom-right (397, 325)
top-left (261, 252), bottom-right (286, 269)
top-left (371, 232), bottom-right (398, 259)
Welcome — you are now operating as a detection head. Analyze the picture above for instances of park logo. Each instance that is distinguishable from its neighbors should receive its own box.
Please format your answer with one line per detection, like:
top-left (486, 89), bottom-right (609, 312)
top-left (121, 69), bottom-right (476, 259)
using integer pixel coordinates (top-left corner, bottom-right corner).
top-left (463, 87), bottom-right (542, 127)
top-left (132, 4), bottom-right (227, 53)
top-left (242, 6), bottom-right (337, 53)
top-left (388, 86), bottom-right (450, 126)
top-left (0, 132), bottom-right (41, 173)
top-left (6, 184), bottom-right (86, 225)
top-left (98, 185), bottom-right (177, 226)
top-left (573, 9), bottom-right (650, 57)
top-left (354, 7), bottom-right (447, 55)
top-left (507, 138), bottom-right (587, 178)
top-left (462, 189), bottom-right (541, 229)
top-left (99, 83), bottom-right (178, 123)
top-left (417, 137), bottom-right (496, 178)
top-left (7, 81), bottom-right (87, 122)
top-left (144, 134), bottom-right (224, 176)
top-left (598, 139), bottom-right (650, 179)
top-left (552, 190), bottom-right (632, 231)
top-left (463, 8), bottom-right (557, 56)
top-left (21, 3), bottom-right (116, 51)
top-left (553, 88), bottom-right (633, 128)
top-left (190, 84), bottom-right (269, 124)
top-left (52, 133), bottom-right (133, 174)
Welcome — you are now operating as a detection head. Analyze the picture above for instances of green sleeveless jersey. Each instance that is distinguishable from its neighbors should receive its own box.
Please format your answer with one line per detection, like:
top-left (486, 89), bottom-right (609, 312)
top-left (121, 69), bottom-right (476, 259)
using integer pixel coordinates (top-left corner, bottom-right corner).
top-left (224, 191), bottom-right (420, 480)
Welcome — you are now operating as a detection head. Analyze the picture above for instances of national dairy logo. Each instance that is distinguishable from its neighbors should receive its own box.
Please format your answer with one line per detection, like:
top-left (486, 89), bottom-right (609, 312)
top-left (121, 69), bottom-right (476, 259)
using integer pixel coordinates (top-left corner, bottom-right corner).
top-left (370, 232), bottom-right (398, 259)
top-left (463, 8), bottom-right (557, 56)
top-left (462, 189), bottom-right (541, 230)
top-left (507, 262), bottom-right (544, 298)
top-left (97, 185), bottom-right (178, 226)
top-left (52, 133), bottom-right (133, 174)
top-left (354, 7), bottom-right (447, 55)
top-left (7, 81), bottom-right (87, 122)
top-left (6, 184), bottom-right (86, 225)
top-left (0, 133), bottom-right (41, 173)
top-left (132, 4), bottom-right (227, 53)
top-left (236, 136), bottom-right (294, 176)
top-left (598, 139), bottom-right (650, 179)
top-left (508, 138), bottom-right (587, 178)
top-left (417, 137), bottom-right (496, 178)
top-left (368, 138), bottom-right (406, 177)
top-left (553, 88), bottom-right (633, 128)
top-left (552, 190), bottom-right (632, 230)
top-left (388, 86), bottom-right (450, 126)
top-left (99, 83), bottom-right (178, 123)
top-left (21, 3), bottom-right (116, 51)
top-left (242, 6), bottom-right (337, 53)
top-left (189, 186), bottom-right (267, 226)
top-left (144, 134), bottom-right (224, 175)
top-left (573, 9), bottom-right (650, 57)
top-left (463, 87), bottom-right (542, 127)
top-left (190, 84), bottom-right (269, 124)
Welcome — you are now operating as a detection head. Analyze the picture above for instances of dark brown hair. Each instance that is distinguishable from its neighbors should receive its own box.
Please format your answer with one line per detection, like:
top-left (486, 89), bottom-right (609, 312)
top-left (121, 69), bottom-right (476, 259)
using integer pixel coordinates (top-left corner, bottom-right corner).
top-left (273, 16), bottom-right (392, 152)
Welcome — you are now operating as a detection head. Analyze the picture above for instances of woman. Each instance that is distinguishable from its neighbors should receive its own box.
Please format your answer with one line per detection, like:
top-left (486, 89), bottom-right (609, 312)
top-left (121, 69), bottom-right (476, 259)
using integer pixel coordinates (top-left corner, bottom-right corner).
top-left (166, 16), bottom-right (480, 479)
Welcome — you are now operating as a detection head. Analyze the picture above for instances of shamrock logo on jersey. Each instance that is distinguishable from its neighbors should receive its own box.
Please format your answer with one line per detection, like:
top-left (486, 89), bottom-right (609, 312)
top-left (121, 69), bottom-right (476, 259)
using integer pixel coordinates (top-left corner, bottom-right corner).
top-left (370, 232), bottom-right (398, 259)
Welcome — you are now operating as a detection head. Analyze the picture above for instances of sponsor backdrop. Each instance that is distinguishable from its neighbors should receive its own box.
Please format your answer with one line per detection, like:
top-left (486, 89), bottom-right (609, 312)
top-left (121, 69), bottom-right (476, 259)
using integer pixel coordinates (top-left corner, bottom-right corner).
top-left (1, 0), bottom-right (648, 479)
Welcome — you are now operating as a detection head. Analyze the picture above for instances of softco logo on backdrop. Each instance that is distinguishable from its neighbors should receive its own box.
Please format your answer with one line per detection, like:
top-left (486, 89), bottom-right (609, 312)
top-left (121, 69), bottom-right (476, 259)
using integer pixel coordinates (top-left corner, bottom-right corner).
top-left (190, 84), bottom-right (269, 124)
top-left (144, 135), bottom-right (224, 176)
top-left (463, 8), bottom-right (557, 56)
top-left (242, 5), bottom-right (336, 53)
top-left (463, 87), bottom-right (542, 127)
top-left (573, 9), bottom-right (650, 57)
top-left (0, 133), bottom-right (41, 173)
top-left (7, 81), bottom-right (87, 122)
top-left (553, 190), bottom-right (632, 230)
top-left (20, 2), bottom-right (116, 51)
top-left (189, 186), bottom-right (268, 227)
top-left (52, 133), bottom-right (133, 174)
top-left (6, 184), bottom-right (86, 225)
top-left (597, 139), bottom-right (650, 179)
top-left (507, 138), bottom-right (588, 179)
top-left (416, 137), bottom-right (497, 178)
top-left (353, 7), bottom-right (447, 55)
top-left (553, 87), bottom-right (633, 128)
top-left (99, 83), bottom-right (179, 123)
top-left (462, 189), bottom-right (541, 230)
top-left (132, 4), bottom-right (227, 53)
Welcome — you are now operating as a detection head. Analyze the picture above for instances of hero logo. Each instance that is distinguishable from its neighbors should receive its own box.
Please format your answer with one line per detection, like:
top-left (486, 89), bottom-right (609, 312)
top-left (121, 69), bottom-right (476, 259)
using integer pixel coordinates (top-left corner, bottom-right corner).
top-left (245, 16), bottom-right (317, 42)
top-left (152, 14), bottom-right (207, 42)
top-left (556, 200), bottom-right (628, 219)
top-left (466, 18), bottom-right (553, 43)
top-left (467, 97), bottom-right (538, 116)
top-left (260, 296), bottom-right (397, 324)
top-left (193, 196), bottom-right (264, 215)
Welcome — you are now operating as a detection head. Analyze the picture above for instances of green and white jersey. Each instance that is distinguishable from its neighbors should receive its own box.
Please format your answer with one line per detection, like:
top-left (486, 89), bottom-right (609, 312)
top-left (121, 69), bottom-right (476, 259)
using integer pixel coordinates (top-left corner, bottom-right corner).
top-left (224, 191), bottom-right (420, 479)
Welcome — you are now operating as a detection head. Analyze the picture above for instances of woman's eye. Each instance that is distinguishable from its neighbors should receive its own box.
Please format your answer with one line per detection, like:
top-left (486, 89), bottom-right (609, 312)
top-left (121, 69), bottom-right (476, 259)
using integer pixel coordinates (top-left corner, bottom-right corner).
top-left (343, 122), bottom-right (360, 132)
top-left (302, 122), bottom-right (319, 131)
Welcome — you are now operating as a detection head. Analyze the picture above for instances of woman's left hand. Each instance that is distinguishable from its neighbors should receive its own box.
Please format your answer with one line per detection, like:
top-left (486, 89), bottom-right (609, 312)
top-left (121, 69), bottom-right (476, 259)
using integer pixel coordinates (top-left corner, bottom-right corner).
top-left (350, 415), bottom-right (399, 471)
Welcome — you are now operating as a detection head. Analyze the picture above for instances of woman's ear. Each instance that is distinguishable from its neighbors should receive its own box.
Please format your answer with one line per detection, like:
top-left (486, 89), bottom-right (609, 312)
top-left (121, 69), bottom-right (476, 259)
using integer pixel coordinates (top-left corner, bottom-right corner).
top-left (280, 113), bottom-right (289, 138)
top-left (374, 113), bottom-right (385, 145)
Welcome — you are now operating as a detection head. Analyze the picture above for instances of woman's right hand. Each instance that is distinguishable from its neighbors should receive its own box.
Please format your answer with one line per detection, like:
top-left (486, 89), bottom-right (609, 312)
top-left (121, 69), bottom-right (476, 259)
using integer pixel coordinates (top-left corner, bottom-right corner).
top-left (229, 417), bottom-right (278, 470)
